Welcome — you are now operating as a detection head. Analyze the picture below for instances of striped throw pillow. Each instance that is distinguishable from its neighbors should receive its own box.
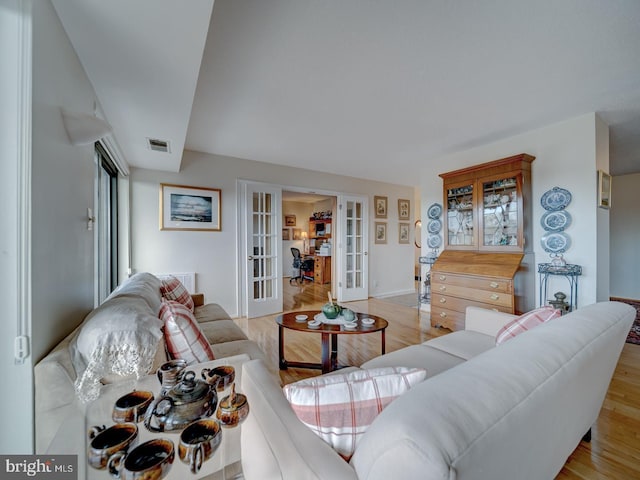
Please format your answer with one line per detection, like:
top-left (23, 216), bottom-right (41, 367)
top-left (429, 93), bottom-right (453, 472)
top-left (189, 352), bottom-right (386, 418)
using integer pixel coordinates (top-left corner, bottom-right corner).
top-left (283, 367), bottom-right (427, 460)
top-left (160, 276), bottom-right (194, 312)
top-left (495, 306), bottom-right (561, 345)
top-left (160, 300), bottom-right (215, 364)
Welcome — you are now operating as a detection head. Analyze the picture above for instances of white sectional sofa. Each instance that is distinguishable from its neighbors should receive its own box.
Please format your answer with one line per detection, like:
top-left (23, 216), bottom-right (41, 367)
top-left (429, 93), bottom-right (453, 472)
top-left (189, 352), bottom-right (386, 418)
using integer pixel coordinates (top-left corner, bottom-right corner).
top-left (240, 301), bottom-right (635, 480)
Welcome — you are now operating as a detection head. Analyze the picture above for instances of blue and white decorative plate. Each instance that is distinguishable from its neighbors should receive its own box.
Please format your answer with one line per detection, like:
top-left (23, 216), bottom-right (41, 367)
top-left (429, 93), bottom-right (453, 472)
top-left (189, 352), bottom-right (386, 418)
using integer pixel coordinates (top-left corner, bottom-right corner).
top-left (541, 232), bottom-right (571, 254)
top-left (541, 210), bottom-right (572, 232)
top-left (427, 234), bottom-right (442, 249)
top-left (427, 219), bottom-right (442, 234)
top-left (540, 187), bottom-right (572, 211)
top-left (427, 203), bottom-right (443, 219)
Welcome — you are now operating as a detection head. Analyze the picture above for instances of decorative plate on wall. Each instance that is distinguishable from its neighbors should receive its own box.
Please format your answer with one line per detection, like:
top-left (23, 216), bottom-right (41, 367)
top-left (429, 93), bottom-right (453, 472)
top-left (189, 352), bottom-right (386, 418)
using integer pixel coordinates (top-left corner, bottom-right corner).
top-left (427, 234), bottom-right (442, 249)
top-left (541, 210), bottom-right (572, 232)
top-left (540, 187), bottom-right (572, 211)
top-left (541, 232), bottom-right (571, 254)
top-left (427, 203), bottom-right (443, 219)
top-left (427, 219), bottom-right (442, 234)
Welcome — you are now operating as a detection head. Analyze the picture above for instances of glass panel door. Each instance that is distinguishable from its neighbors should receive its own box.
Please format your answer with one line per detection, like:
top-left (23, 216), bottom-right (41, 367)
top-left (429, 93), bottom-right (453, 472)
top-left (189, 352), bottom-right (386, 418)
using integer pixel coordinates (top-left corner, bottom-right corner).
top-left (337, 195), bottom-right (368, 302)
top-left (245, 184), bottom-right (282, 318)
top-left (446, 183), bottom-right (475, 247)
top-left (482, 176), bottom-right (519, 247)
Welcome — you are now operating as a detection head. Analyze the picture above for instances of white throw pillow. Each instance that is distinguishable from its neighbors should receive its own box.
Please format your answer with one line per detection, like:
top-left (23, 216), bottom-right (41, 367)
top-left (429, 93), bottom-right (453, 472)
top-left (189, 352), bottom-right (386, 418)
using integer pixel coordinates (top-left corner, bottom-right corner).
top-left (283, 367), bottom-right (427, 460)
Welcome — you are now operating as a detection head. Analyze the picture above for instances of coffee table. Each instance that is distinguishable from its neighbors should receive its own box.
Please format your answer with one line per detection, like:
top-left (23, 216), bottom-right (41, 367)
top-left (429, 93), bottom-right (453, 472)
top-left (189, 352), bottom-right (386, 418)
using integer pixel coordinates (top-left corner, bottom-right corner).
top-left (277, 310), bottom-right (388, 374)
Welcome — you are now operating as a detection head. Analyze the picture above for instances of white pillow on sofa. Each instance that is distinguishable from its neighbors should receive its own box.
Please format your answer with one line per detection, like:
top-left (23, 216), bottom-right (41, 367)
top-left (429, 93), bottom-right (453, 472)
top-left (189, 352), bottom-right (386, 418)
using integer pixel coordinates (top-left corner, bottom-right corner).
top-left (73, 296), bottom-right (164, 403)
top-left (283, 367), bottom-right (427, 460)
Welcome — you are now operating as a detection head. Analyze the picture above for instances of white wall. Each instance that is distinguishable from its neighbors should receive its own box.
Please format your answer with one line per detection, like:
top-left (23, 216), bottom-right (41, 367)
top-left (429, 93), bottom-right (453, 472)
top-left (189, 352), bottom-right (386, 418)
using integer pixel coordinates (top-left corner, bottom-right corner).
top-left (420, 113), bottom-right (607, 308)
top-left (130, 150), bottom-right (416, 316)
top-left (610, 173), bottom-right (640, 299)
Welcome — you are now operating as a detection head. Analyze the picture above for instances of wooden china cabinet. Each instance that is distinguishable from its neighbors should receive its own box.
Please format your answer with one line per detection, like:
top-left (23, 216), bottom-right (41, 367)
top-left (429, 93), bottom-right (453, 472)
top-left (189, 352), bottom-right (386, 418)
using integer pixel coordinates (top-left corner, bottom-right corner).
top-left (430, 154), bottom-right (536, 330)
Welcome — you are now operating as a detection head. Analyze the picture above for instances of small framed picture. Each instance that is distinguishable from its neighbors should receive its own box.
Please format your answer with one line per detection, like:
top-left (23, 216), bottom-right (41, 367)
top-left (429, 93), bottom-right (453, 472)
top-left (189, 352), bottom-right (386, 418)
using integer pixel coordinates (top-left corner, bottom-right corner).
top-left (285, 215), bottom-right (297, 226)
top-left (598, 170), bottom-right (611, 209)
top-left (374, 196), bottom-right (388, 218)
top-left (399, 223), bottom-right (410, 244)
top-left (282, 228), bottom-right (290, 240)
top-left (292, 228), bottom-right (302, 240)
top-left (160, 183), bottom-right (221, 231)
top-left (375, 222), bottom-right (387, 244)
top-left (398, 199), bottom-right (410, 220)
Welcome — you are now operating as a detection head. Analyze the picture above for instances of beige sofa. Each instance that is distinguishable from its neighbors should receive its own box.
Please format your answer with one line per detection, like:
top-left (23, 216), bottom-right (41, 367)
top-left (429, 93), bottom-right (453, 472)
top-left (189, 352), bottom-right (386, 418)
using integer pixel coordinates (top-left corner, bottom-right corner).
top-left (240, 301), bottom-right (635, 480)
top-left (34, 272), bottom-right (267, 453)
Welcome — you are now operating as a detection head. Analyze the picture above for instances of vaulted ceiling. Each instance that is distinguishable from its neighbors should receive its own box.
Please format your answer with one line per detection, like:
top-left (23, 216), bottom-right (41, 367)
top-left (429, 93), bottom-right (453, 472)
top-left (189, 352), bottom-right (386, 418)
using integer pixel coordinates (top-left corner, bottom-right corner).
top-left (54, 0), bottom-right (640, 186)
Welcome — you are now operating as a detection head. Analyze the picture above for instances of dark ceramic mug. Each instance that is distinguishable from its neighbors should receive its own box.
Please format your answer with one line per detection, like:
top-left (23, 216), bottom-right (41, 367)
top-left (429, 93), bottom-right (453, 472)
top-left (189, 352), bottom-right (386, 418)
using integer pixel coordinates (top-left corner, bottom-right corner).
top-left (112, 390), bottom-right (154, 423)
top-left (201, 365), bottom-right (235, 392)
top-left (178, 419), bottom-right (222, 474)
top-left (108, 438), bottom-right (174, 480)
top-left (87, 423), bottom-right (138, 470)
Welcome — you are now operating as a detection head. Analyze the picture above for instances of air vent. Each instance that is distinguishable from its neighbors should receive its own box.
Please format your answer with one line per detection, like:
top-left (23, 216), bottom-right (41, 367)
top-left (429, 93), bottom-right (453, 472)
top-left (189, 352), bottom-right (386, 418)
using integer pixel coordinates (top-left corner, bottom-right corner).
top-left (147, 138), bottom-right (171, 153)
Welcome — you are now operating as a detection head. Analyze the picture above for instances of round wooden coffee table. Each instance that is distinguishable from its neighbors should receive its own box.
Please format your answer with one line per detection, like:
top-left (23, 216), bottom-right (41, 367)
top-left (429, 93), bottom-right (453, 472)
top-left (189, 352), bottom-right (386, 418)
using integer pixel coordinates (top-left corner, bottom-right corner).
top-left (276, 310), bottom-right (388, 374)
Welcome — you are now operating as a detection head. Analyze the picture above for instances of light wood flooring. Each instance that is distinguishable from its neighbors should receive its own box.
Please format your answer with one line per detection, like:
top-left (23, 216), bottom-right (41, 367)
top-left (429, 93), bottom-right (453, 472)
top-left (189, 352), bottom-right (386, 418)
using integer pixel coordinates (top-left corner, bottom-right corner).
top-left (234, 280), bottom-right (640, 479)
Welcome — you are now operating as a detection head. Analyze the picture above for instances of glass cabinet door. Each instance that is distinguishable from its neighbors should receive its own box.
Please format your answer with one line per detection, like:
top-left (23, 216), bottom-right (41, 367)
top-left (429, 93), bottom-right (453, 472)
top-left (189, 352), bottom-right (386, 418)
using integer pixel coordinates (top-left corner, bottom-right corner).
top-left (446, 183), bottom-right (475, 247)
top-left (482, 176), bottom-right (519, 247)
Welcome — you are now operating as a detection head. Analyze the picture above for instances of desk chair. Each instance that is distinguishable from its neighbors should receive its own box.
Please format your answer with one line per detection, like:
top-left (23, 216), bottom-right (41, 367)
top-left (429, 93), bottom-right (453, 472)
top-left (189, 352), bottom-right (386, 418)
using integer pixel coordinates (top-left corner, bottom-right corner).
top-left (290, 247), bottom-right (314, 284)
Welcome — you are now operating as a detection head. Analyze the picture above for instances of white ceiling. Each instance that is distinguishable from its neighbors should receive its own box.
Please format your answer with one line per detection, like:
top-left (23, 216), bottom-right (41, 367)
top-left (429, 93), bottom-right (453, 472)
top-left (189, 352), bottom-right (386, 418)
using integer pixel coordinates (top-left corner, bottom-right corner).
top-left (54, 0), bottom-right (640, 186)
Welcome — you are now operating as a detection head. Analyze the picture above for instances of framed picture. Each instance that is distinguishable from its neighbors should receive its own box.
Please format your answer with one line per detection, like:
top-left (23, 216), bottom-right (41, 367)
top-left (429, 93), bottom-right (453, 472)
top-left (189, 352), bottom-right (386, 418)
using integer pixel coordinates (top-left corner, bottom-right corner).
top-left (398, 199), bottom-right (410, 220)
top-left (160, 183), bottom-right (221, 231)
top-left (282, 228), bottom-right (290, 240)
top-left (375, 222), bottom-right (387, 244)
top-left (374, 196), bottom-right (388, 218)
top-left (598, 170), bottom-right (612, 209)
top-left (399, 222), bottom-right (410, 244)
top-left (285, 215), bottom-right (297, 226)
top-left (292, 228), bottom-right (302, 240)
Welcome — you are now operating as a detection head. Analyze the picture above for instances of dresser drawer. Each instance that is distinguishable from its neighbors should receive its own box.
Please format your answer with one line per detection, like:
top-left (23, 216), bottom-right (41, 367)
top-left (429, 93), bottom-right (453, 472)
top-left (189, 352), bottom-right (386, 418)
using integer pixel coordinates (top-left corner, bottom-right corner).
top-left (432, 282), bottom-right (514, 309)
top-left (431, 272), bottom-right (512, 294)
top-left (431, 293), bottom-right (513, 314)
top-left (430, 306), bottom-right (464, 331)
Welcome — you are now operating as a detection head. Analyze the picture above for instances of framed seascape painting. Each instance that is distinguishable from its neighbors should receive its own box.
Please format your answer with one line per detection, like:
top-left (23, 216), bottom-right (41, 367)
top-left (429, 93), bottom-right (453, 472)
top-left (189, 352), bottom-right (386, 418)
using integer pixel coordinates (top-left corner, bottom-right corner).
top-left (160, 183), bottom-right (221, 231)
top-left (374, 196), bottom-right (388, 218)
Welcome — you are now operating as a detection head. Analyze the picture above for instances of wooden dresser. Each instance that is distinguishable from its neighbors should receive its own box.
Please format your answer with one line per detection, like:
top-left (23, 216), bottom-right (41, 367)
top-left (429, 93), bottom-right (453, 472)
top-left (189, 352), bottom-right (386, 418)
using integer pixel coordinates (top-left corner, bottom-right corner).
top-left (430, 250), bottom-right (524, 331)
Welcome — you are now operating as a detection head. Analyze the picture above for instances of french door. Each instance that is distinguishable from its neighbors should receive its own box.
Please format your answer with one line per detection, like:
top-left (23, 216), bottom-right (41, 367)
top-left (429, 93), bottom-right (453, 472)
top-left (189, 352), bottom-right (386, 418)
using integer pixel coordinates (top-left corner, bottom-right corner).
top-left (243, 183), bottom-right (283, 318)
top-left (336, 195), bottom-right (369, 302)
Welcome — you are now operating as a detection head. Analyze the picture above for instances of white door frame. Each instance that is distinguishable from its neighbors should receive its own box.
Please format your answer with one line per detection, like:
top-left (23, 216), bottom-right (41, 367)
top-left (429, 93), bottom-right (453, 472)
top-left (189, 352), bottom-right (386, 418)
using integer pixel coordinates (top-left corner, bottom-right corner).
top-left (236, 180), bottom-right (365, 317)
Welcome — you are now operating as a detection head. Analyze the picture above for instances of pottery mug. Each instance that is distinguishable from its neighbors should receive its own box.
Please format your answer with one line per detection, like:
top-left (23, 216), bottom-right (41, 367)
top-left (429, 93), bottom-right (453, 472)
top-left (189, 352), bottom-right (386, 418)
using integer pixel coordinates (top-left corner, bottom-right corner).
top-left (108, 438), bottom-right (174, 480)
top-left (87, 423), bottom-right (138, 470)
top-left (112, 390), bottom-right (154, 423)
top-left (157, 359), bottom-right (187, 395)
top-left (178, 419), bottom-right (222, 474)
top-left (201, 365), bottom-right (235, 392)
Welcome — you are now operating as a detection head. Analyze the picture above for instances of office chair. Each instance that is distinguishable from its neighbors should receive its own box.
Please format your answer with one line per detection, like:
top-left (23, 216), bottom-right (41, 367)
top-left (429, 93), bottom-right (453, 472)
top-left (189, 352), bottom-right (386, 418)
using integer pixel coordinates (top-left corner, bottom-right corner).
top-left (290, 247), bottom-right (314, 284)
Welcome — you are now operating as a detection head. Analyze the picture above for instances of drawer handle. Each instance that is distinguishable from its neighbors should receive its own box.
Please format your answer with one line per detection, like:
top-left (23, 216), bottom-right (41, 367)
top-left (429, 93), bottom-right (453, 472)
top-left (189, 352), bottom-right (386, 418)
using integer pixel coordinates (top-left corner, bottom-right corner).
top-left (439, 312), bottom-right (447, 318)
top-left (490, 294), bottom-right (500, 300)
top-left (439, 285), bottom-right (446, 292)
top-left (489, 282), bottom-right (499, 289)
top-left (439, 298), bottom-right (446, 304)
top-left (439, 275), bottom-right (447, 281)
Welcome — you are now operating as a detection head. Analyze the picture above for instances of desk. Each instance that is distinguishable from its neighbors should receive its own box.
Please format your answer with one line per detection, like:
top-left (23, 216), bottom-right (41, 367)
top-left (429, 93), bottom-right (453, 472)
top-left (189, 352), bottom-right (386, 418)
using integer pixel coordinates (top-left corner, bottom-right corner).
top-left (314, 255), bottom-right (331, 284)
top-left (277, 311), bottom-right (387, 374)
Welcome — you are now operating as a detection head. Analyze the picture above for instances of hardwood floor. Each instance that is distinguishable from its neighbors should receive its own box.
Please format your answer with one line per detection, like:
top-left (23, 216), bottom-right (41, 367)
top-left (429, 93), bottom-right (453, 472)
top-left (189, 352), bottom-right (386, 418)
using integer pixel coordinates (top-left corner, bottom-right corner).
top-left (234, 280), bottom-right (640, 479)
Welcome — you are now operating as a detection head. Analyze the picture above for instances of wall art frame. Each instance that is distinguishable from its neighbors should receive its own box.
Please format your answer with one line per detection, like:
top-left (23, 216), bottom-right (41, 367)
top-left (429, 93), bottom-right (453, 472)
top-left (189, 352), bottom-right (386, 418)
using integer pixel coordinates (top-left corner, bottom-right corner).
top-left (598, 170), bottom-right (611, 209)
top-left (398, 199), bottom-right (410, 220)
top-left (285, 214), bottom-right (296, 226)
top-left (399, 222), bottom-right (410, 244)
top-left (374, 196), bottom-right (388, 218)
top-left (160, 183), bottom-right (221, 231)
top-left (282, 228), bottom-right (290, 240)
top-left (375, 222), bottom-right (387, 244)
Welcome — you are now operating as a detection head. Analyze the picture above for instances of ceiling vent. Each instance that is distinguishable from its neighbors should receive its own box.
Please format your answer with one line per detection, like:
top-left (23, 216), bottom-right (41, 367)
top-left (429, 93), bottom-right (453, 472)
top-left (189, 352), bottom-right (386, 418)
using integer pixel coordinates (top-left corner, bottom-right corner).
top-left (147, 138), bottom-right (171, 153)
